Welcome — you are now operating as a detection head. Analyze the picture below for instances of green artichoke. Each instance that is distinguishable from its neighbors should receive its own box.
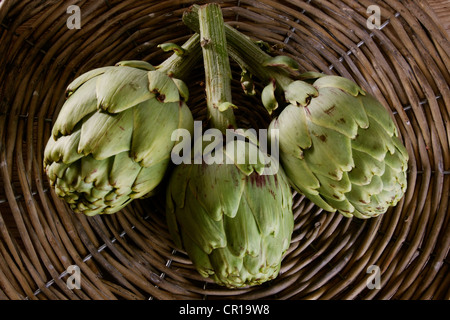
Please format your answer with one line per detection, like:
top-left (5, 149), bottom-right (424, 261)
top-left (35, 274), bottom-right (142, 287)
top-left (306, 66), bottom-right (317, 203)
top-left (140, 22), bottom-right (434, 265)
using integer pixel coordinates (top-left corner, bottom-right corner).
top-left (269, 73), bottom-right (409, 219)
top-left (166, 139), bottom-right (294, 288)
top-left (44, 60), bottom-right (194, 216)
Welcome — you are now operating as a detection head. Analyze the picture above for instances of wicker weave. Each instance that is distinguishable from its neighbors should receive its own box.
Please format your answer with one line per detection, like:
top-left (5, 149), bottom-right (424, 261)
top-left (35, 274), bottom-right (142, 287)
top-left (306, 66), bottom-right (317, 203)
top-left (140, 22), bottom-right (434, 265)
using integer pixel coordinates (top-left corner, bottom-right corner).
top-left (0, 0), bottom-right (448, 300)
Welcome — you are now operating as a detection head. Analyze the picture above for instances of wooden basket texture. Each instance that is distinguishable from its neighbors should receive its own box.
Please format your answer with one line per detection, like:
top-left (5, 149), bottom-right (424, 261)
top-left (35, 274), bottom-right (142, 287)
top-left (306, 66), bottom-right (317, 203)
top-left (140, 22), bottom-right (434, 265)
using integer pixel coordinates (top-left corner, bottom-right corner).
top-left (0, 0), bottom-right (448, 300)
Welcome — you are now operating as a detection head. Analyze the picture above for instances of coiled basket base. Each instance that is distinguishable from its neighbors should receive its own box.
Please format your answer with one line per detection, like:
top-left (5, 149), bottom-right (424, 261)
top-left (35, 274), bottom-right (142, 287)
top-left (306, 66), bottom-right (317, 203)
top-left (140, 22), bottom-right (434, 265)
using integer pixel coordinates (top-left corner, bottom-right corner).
top-left (0, 0), bottom-right (448, 300)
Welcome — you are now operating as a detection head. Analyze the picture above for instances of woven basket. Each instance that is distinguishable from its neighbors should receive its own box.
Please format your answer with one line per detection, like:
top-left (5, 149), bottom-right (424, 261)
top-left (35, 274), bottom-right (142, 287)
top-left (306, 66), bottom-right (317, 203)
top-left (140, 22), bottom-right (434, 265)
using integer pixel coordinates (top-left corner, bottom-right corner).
top-left (0, 0), bottom-right (448, 300)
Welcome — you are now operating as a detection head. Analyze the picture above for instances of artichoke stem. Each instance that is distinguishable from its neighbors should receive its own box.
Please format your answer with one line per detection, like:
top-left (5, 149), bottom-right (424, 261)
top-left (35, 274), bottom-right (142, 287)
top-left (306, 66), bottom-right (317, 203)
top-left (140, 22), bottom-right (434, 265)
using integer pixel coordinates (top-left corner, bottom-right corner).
top-left (183, 5), bottom-right (293, 91)
top-left (198, 3), bottom-right (237, 133)
top-left (157, 33), bottom-right (202, 81)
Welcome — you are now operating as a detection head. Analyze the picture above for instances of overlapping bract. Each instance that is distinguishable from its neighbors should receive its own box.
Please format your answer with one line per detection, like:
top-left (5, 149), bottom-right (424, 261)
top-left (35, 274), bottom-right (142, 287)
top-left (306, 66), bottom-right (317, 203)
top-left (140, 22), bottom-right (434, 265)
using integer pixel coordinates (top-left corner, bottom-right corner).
top-left (44, 61), bottom-right (194, 216)
top-left (166, 140), bottom-right (294, 288)
top-left (270, 73), bottom-right (409, 219)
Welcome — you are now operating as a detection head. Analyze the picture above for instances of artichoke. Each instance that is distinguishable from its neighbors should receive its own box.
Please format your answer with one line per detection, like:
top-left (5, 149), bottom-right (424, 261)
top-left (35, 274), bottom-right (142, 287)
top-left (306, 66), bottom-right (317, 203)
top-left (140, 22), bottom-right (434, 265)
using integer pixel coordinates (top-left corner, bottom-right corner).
top-left (44, 56), bottom-right (196, 216)
top-left (166, 4), bottom-right (294, 288)
top-left (183, 9), bottom-right (409, 218)
top-left (269, 73), bottom-right (409, 219)
top-left (166, 139), bottom-right (294, 288)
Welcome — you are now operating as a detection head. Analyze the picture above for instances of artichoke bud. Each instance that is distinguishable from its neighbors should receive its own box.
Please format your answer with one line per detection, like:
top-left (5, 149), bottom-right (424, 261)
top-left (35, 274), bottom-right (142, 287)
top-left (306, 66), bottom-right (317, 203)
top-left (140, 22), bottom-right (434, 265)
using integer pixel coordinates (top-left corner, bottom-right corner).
top-left (166, 138), bottom-right (294, 288)
top-left (275, 74), bottom-right (408, 219)
top-left (44, 61), bottom-right (194, 216)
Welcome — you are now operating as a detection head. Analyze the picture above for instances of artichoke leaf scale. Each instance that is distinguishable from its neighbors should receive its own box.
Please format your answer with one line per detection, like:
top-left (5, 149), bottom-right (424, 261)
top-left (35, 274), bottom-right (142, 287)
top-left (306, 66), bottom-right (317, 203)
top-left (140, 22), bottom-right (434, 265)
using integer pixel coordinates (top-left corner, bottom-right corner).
top-left (242, 253), bottom-right (267, 279)
top-left (360, 94), bottom-right (397, 137)
top-left (166, 196), bottom-right (183, 249)
top-left (264, 234), bottom-right (288, 268)
top-left (61, 191), bottom-right (79, 204)
top-left (131, 157), bottom-right (169, 197)
top-left (192, 163), bottom-right (244, 221)
top-left (281, 153), bottom-right (321, 193)
top-left (131, 99), bottom-right (179, 167)
top-left (304, 122), bottom-right (354, 180)
top-left (181, 229), bottom-right (215, 277)
top-left (80, 156), bottom-right (113, 190)
top-left (66, 66), bottom-right (110, 94)
top-left (346, 174), bottom-right (384, 205)
top-left (83, 194), bottom-right (103, 206)
top-left (90, 187), bottom-right (112, 200)
top-left (104, 190), bottom-right (120, 202)
top-left (78, 108), bottom-right (133, 160)
top-left (96, 67), bottom-right (154, 113)
top-left (104, 197), bottom-right (132, 214)
top-left (109, 151), bottom-right (141, 195)
top-left (369, 118), bottom-right (397, 155)
top-left (316, 171), bottom-right (352, 201)
top-left (379, 164), bottom-right (399, 192)
top-left (44, 129), bottom-right (83, 165)
top-left (103, 193), bottom-right (130, 207)
top-left (351, 193), bottom-right (385, 218)
top-left (168, 164), bottom-right (193, 209)
top-left (53, 77), bottom-right (98, 138)
top-left (307, 87), bottom-right (360, 139)
top-left (351, 119), bottom-right (394, 162)
top-left (62, 160), bottom-right (82, 187)
top-left (47, 162), bottom-right (70, 181)
top-left (178, 185), bottom-right (227, 254)
top-left (313, 75), bottom-right (366, 97)
top-left (392, 134), bottom-right (409, 161)
top-left (348, 149), bottom-right (385, 186)
top-left (177, 102), bottom-right (195, 140)
top-left (261, 81), bottom-right (278, 114)
top-left (116, 60), bottom-right (155, 71)
top-left (172, 78), bottom-right (190, 101)
top-left (285, 80), bottom-right (318, 106)
top-left (384, 149), bottom-right (406, 172)
top-left (72, 178), bottom-right (95, 195)
top-left (322, 194), bottom-right (355, 215)
top-left (243, 174), bottom-right (281, 237)
top-left (223, 194), bottom-right (261, 258)
top-left (148, 70), bottom-right (180, 103)
top-left (209, 247), bottom-right (244, 282)
top-left (275, 104), bottom-right (311, 153)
